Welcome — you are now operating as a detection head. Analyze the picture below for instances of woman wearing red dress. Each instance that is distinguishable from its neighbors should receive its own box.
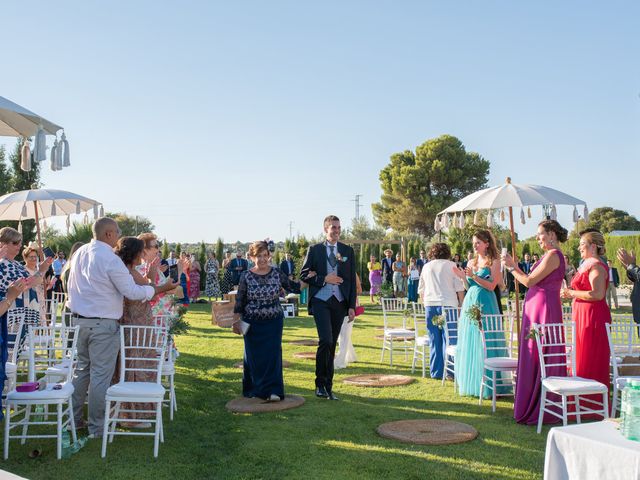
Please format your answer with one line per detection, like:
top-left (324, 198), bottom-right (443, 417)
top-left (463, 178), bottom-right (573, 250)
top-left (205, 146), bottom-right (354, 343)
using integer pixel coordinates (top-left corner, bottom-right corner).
top-left (561, 230), bottom-right (611, 415)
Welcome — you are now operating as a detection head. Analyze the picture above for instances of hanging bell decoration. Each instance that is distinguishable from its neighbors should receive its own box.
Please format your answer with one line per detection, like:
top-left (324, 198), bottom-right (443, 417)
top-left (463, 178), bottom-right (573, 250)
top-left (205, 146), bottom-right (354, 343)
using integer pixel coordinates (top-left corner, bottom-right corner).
top-left (60, 132), bottom-right (70, 167)
top-left (34, 125), bottom-right (47, 163)
top-left (487, 210), bottom-right (494, 227)
top-left (520, 208), bottom-right (525, 225)
top-left (573, 206), bottom-right (579, 223)
top-left (583, 206), bottom-right (589, 222)
top-left (473, 210), bottom-right (479, 225)
top-left (20, 138), bottom-right (31, 172)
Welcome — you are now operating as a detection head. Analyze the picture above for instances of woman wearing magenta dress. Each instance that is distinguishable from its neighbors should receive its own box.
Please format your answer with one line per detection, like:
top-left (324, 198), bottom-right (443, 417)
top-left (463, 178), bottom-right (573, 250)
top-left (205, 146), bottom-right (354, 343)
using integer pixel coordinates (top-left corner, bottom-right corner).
top-left (503, 220), bottom-right (568, 425)
top-left (561, 229), bottom-right (611, 417)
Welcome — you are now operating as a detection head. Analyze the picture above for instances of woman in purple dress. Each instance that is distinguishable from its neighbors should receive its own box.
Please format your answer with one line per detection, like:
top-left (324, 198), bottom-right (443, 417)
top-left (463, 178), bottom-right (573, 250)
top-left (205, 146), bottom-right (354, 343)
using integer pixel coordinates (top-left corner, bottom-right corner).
top-left (502, 220), bottom-right (568, 425)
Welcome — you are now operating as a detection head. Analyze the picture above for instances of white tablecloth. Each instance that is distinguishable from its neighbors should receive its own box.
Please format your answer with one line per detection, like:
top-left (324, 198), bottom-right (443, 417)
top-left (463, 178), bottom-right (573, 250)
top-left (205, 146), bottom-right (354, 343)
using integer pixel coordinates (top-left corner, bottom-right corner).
top-left (544, 420), bottom-right (640, 480)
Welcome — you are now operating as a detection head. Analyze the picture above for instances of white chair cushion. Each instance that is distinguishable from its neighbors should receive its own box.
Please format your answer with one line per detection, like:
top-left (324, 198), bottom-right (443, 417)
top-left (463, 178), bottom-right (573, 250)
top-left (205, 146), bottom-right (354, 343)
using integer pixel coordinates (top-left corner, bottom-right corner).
top-left (107, 382), bottom-right (165, 399)
top-left (484, 357), bottom-right (518, 369)
top-left (7, 382), bottom-right (74, 401)
top-left (446, 345), bottom-right (457, 356)
top-left (615, 376), bottom-right (640, 390)
top-left (542, 376), bottom-right (608, 395)
top-left (384, 328), bottom-right (414, 337)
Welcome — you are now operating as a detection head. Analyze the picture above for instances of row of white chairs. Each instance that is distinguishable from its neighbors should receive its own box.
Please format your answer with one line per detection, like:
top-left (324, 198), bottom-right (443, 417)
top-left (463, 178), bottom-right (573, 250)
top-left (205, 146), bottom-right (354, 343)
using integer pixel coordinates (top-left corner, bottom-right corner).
top-left (3, 308), bottom-right (179, 459)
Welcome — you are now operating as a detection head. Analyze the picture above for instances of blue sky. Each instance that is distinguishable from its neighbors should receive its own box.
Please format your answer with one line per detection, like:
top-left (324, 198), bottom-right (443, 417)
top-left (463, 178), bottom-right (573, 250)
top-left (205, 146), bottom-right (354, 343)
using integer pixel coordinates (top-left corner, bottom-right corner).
top-left (1, 1), bottom-right (638, 243)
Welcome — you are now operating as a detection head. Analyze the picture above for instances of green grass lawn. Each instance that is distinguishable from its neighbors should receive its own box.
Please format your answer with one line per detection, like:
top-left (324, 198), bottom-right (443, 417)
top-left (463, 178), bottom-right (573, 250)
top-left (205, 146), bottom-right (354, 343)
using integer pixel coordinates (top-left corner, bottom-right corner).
top-left (3, 298), bottom-right (552, 480)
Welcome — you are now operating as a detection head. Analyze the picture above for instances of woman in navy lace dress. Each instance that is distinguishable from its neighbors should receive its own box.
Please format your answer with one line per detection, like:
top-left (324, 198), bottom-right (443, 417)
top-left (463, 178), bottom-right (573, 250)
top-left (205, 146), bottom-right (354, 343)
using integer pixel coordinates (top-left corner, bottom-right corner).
top-left (233, 240), bottom-right (309, 402)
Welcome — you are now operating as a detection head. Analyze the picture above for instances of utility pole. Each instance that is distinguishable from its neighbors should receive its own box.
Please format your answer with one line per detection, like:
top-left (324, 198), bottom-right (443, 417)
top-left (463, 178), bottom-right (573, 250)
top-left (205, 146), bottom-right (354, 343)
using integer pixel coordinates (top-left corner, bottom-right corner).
top-left (352, 194), bottom-right (363, 220)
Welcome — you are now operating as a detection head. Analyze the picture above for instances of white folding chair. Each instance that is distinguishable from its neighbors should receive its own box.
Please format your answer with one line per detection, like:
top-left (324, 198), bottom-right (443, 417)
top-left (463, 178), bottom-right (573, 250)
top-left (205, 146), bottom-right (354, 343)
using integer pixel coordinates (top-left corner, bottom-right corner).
top-left (533, 321), bottom-right (609, 433)
top-left (155, 314), bottom-right (178, 420)
top-left (442, 306), bottom-right (460, 388)
top-left (410, 302), bottom-right (429, 377)
top-left (380, 297), bottom-right (413, 366)
top-left (102, 325), bottom-right (167, 458)
top-left (479, 314), bottom-right (517, 412)
top-left (606, 322), bottom-right (640, 415)
top-left (4, 310), bottom-right (26, 398)
top-left (3, 325), bottom-right (79, 460)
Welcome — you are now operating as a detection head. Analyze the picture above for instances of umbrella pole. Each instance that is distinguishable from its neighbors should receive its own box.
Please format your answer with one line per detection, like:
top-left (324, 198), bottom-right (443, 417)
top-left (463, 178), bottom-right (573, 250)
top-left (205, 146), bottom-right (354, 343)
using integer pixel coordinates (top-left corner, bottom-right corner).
top-left (33, 200), bottom-right (48, 299)
top-left (508, 206), bottom-right (521, 338)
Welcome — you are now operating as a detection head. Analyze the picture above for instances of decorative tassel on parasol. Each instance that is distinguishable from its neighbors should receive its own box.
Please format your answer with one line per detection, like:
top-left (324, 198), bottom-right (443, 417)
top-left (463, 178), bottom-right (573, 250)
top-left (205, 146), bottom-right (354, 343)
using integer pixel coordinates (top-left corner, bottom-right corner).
top-left (458, 213), bottom-right (465, 228)
top-left (17, 221), bottom-right (22, 234)
top-left (34, 125), bottom-right (47, 163)
top-left (551, 204), bottom-right (558, 221)
top-left (83, 212), bottom-right (89, 225)
top-left (500, 209), bottom-right (505, 222)
top-left (21, 204), bottom-right (27, 218)
top-left (66, 215), bottom-right (71, 234)
top-left (434, 216), bottom-right (441, 232)
top-left (99, 205), bottom-right (104, 217)
top-left (452, 213), bottom-right (458, 227)
top-left (527, 206), bottom-right (532, 219)
top-left (583, 206), bottom-right (589, 222)
top-left (93, 204), bottom-right (99, 219)
top-left (473, 210), bottom-right (479, 225)
top-left (50, 139), bottom-right (58, 171)
top-left (20, 138), bottom-right (31, 172)
top-left (60, 132), bottom-right (70, 167)
top-left (487, 210), bottom-right (494, 227)
top-left (50, 202), bottom-right (56, 216)
top-left (42, 218), bottom-right (47, 230)
top-left (573, 206), bottom-right (579, 223)
top-left (442, 214), bottom-right (449, 229)
top-left (520, 208), bottom-right (525, 225)
top-left (75, 201), bottom-right (81, 215)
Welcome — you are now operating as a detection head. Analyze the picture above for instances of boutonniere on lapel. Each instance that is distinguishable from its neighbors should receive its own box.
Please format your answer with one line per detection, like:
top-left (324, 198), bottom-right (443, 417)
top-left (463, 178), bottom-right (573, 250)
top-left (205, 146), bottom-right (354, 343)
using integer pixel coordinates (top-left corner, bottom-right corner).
top-left (335, 253), bottom-right (347, 263)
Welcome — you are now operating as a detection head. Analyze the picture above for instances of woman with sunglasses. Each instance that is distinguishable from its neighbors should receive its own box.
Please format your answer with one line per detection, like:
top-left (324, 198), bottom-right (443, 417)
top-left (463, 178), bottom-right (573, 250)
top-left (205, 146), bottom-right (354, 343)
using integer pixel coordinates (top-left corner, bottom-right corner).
top-left (137, 233), bottom-right (175, 319)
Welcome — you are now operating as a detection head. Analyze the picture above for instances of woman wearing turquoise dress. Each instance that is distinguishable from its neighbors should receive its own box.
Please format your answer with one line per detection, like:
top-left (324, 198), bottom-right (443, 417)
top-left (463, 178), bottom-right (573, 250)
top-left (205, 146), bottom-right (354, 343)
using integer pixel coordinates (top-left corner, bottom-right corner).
top-left (453, 229), bottom-right (511, 398)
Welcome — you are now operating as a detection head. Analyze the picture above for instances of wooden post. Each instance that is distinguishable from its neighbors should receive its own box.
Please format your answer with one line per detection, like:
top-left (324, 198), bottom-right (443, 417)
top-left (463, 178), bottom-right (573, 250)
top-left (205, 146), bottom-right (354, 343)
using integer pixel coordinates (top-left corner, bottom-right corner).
top-left (508, 207), bottom-right (521, 338)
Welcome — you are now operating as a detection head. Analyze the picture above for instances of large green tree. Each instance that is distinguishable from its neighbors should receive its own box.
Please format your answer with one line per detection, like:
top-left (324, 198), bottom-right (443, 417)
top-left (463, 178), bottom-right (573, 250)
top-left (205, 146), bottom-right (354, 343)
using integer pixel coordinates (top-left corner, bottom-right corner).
top-left (584, 207), bottom-right (640, 234)
top-left (106, 212), bottom-right (155, 236)
top-left (372, 134), bottom-right (490, 236)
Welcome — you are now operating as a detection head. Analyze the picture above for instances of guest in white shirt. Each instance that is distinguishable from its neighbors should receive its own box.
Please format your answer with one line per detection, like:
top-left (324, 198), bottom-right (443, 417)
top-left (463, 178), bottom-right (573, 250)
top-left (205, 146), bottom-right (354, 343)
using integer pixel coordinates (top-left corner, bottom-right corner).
top-left (67, 217), bottom-right (177, 437)
top-left (417, 243), bottom-right (465, 379)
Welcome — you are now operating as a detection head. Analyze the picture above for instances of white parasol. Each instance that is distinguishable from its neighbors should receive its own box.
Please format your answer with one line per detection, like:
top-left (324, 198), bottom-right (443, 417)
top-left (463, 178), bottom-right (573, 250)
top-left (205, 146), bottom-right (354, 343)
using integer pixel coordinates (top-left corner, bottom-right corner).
top-left (437, 177), bottom-right (588, 335)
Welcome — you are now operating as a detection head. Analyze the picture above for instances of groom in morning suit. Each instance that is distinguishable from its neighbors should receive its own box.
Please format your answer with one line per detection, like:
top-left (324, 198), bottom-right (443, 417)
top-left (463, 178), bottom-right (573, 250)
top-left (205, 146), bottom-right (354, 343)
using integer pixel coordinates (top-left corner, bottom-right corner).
top-left (300, 215), bottom-right (356, 400)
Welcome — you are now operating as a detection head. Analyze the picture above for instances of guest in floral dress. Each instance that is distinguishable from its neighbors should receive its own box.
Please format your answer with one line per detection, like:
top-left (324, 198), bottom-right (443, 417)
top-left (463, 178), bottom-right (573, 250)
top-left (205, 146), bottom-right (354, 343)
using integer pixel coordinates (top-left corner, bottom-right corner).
top-left (22, 244), bottom-right (53, 325)
top-left (188, 255), bottom-right (201, 302)
top-left (232, 240), bottom-right (308, 401)
top-left (138, 234), bottom-right (175, 319)
top-left (115, 236), bottom-right (160, 425)
top-left (204, 252), bottom-right (221, 300)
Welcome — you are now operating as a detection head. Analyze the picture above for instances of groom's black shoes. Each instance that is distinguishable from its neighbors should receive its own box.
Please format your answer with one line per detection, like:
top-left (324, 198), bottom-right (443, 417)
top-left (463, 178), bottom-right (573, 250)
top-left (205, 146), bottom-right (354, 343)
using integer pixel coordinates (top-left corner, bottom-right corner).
top-left (327, 392), bottom-right (339, 401)
top-left (315, 386), bottom-right (329, 398)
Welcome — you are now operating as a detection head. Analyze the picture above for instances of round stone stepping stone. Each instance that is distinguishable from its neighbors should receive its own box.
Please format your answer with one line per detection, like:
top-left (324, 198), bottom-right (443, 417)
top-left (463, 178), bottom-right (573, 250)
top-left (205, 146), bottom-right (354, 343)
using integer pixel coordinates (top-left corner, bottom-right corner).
top-left (377, 419), bottom-right (478, 445)
top-left (226, 394), bottom-right (305, 413)
top-left (233, 360), bottom-right (291, 369)
top-left (293, 352), bottom-right (316, 359)
top-left (289, 339), bottom-right (317, 346)
top-left (343, 374), bottom-right (415, 387)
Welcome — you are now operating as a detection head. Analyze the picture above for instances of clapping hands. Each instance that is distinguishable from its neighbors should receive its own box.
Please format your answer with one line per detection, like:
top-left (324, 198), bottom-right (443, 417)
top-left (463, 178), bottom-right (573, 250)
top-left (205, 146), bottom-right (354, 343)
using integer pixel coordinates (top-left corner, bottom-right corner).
top-left (617, 248), bottom-right (636, 268)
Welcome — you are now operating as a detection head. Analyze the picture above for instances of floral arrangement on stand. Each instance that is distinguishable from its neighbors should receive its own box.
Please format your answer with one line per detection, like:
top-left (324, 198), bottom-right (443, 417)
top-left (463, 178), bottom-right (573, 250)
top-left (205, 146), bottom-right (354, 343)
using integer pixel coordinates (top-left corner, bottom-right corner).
top-left (168, 299), bottom-right (190, 336)
top-left (467, 303), bottom-right (483, 329)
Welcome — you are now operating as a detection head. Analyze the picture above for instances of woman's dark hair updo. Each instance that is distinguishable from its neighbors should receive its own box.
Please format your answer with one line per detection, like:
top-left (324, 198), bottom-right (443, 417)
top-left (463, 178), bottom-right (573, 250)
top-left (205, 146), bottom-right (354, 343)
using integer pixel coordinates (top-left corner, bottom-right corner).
top-left (539, 220), bottom-right (568, 243)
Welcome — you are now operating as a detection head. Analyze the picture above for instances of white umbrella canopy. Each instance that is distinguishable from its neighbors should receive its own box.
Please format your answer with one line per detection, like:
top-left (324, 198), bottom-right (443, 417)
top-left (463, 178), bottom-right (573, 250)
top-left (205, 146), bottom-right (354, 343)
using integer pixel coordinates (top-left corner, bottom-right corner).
top-left (438, 179), bottom-right (587, 219)
top-left (0, 189), bottom-right (102, 221)
top-left (0, 96), bottom-right (62, 137)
